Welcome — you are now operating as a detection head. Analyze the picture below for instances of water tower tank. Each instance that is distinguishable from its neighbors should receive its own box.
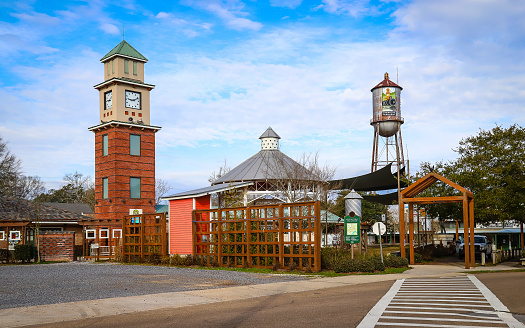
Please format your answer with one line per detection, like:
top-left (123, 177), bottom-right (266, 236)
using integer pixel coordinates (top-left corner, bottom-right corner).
top-left (371, 73), bottom-right (404, 137)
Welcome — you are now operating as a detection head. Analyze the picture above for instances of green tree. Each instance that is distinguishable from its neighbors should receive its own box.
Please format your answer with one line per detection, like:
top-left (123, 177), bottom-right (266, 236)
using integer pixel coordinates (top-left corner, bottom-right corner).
top-left (452, 124), bottom-right (525, 224)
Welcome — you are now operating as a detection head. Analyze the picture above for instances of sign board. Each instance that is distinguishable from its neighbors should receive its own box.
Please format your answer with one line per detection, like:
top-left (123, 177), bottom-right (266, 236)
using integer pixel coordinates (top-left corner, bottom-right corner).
top-left (129, 209), bottom-right (143, 215)
top-left (372, 222), bottom-right (387, 236)
top-left (381, 214), bottom-right (386, 222)
top-left (91, 243), bottom-right (99, 249)
top-left (344, 215), bottom-right (360, 244)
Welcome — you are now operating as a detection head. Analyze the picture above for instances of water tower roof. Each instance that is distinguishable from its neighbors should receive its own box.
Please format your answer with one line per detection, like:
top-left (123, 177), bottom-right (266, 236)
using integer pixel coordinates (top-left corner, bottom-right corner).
top-left (371, 72), bottom-right (403, 91)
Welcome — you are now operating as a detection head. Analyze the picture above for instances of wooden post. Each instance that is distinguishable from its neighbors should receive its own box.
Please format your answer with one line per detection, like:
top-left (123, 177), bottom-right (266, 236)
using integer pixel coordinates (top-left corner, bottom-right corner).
top-left (455, 220), bottom-right (459, 241)
top-left (520, 222), bottom-right (525, 256)
top-left (315, 201), bottom-right (322, 272)
top-left (469, 198), bottom-right (475, 268)
top-left (463, 196), bottom-right (470, 269)
top-left (140, 215), bottom-right (145, 262)
top-left (247, 207), bottom-right (252, 268)
top-left (408, 203), bottom-right (414, 265)
top-left (278, 204), bottom-right (285, 268)
top-left (399, 200), bottom-right (405, 258)
top-left (217, 209), bottom-right (223, 266)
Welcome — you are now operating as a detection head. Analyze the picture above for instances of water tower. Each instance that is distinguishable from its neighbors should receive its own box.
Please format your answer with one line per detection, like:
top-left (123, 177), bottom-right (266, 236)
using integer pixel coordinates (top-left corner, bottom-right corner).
top-left (370, 72), bottom-right (407, 173)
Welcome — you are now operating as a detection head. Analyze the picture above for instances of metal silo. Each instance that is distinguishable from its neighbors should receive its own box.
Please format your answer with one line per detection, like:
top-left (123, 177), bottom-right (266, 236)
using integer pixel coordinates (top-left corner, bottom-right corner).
top-left (344, 190), bottom-right (362, 217)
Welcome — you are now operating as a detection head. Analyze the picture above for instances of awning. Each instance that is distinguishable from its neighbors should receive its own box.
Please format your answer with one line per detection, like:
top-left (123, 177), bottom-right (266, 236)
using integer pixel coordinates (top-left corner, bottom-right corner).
top-left (362, 191), bottom-right (400, 205)
top-left (329, 164), bottom-right (407, 192)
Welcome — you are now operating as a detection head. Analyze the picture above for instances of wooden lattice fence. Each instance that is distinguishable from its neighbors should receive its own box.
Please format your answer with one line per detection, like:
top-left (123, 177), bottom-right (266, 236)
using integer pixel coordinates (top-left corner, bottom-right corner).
top-left (192, 201), bottom-right (321, 271)
top-left (122, 213), bottom-right (167, 262)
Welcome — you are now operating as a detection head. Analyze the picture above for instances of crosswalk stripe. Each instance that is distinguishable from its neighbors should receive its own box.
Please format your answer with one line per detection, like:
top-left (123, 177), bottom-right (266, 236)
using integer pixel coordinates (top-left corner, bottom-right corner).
top-left (357, 275), bottom-right (525, 328)
top-left (383, 310), bottom-right (501, 320)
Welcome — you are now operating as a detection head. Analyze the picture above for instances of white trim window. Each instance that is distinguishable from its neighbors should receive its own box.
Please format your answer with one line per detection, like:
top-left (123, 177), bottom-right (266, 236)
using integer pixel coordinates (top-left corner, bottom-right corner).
top-left (112, 229), bottom-right (122, 239)
top-left (99, 229), bottom-right (110, 239)
top-left (9, 230), bottom-right (21, 241)
top-left (0, 231), bottom-right (5, 240)
top-left (85, 229), bottom-right (96, 239)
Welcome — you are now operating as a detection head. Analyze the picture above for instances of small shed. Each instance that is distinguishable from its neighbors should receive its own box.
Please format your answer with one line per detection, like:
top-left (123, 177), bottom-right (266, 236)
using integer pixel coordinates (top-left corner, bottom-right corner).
top-left (162, 182), bottom-right (253, 255)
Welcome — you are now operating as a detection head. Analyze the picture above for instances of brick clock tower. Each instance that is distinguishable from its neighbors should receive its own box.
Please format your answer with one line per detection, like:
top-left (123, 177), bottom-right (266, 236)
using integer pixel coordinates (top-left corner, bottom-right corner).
top-left (89, 40), bottom-right (161, 223)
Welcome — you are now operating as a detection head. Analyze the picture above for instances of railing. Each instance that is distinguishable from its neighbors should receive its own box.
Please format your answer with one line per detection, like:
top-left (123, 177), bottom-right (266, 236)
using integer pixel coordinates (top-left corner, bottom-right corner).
top-left (192, 201), bottom-right (321, 271)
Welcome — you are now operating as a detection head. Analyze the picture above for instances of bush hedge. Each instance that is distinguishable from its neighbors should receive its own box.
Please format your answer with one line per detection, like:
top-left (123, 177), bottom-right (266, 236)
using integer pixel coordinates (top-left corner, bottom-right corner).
top-left (321, 248), bottom-right (408, 273)
top-left (14, 244), bottom-right (35, 263)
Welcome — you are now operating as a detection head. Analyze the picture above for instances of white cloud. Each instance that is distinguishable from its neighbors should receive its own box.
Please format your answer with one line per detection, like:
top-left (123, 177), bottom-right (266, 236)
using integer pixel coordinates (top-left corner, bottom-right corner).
top-left (205, 3), bottom-right (262, 31)
top-left (316, 0), bottom-right (380, 17)
top-left (270, 0), bottom-right (303, 9)
top-left (156, 12), bottom-right (172, 19)
top-left (100, 23), bottom-right (120, 35)
top-left (185, 0), bottom-right (263, 31)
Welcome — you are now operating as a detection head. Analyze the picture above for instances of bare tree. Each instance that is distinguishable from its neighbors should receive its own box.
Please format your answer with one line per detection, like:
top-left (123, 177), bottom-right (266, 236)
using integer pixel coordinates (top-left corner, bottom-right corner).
top-left (0, 135), bottom-right (44, 200)
top-left (64, 172), bottom-right (93, 203)
top-left (264, 152), bottom-right (337, 203)
top-left (155, 178), bottom-right (172, 204)
top-left (208, 160), bottom-right (231, 184)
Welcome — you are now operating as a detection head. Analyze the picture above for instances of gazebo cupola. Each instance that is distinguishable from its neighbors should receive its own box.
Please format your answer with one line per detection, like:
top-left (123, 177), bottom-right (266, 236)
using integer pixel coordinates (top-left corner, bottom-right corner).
top-left (260, 126), bottom-right (280, 150)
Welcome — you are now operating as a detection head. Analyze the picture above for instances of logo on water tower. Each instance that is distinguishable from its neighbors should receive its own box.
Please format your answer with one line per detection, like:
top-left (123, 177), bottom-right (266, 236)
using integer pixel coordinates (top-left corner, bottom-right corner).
top-left (382, 87), bottom-right (397, 116)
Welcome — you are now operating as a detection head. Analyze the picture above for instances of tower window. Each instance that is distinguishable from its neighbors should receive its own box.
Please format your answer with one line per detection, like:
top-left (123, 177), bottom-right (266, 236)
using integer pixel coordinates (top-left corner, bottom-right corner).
top-left (130, 177), bottom-right (141, 199)
top-left (103, 177), bottom-right (108, 199)
top-left (107, 62), bottom-right (110, 76)
top-left (112, 59), bottom-right (114, 74)
top-left (124, 59), bottom-right (129, 74)
top-left (133, 61), bottom-right (137, 76)
top-left (130, 134), bottom-right (141, 156)
top-left (102, 134), bottom-right (108, 156)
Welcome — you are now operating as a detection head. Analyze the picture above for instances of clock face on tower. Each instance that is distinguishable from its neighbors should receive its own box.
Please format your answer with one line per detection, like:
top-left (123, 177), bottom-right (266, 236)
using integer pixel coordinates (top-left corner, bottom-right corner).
top-left (104, 91), bottom-right (112, 110)
top-left (125, 90), bottom-right (141, 109)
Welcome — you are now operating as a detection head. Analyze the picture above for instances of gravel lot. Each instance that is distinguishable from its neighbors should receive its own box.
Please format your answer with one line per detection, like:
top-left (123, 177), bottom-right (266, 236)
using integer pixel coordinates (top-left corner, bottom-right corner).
top-left (0, 262), bottom-right (309, 310)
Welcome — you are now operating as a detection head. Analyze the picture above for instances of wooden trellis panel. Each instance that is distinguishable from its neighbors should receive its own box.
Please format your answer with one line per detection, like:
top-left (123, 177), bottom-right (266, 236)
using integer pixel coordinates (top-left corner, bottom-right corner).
top-left (193, 201), bottom-right (321, 272)
top-left (123, 213), bottom-right (167, 262)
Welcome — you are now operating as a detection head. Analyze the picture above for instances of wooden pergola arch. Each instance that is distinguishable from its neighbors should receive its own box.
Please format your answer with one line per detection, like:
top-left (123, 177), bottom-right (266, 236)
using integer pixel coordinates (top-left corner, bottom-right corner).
top-left (399, 172), bottom-right (475, 269)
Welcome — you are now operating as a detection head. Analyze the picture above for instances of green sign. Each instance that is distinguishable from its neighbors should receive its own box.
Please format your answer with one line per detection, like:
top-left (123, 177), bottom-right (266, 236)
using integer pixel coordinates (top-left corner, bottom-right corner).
top-left (344, 215), bottom-right (360, 244)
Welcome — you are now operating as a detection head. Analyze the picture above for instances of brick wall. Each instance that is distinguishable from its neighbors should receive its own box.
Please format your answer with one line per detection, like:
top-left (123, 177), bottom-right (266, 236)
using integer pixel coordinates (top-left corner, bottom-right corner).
top-left (93, 125), bottom-right (157, 222)
top-left (39, 231), bottom-right (75, 262)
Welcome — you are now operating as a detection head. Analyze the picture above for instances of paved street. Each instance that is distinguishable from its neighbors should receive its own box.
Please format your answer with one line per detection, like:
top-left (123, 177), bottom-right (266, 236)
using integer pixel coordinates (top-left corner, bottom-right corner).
top-left (0, 262), bottom-right (307, 310)
top-left (0, 262), bottom-right (523, 327)
top-left (357, 275), bottom-right (523, 327)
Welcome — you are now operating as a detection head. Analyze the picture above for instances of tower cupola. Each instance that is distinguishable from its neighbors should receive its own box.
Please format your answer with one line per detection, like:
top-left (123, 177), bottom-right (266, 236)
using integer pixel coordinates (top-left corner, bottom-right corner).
top-left (259, 127), bottom-right (280, 150)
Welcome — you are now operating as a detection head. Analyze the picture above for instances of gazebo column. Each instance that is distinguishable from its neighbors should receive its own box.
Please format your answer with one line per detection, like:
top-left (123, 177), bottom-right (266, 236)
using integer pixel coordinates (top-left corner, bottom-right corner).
top-left (463, 196), bottom-right (470, 269)
top-left (408, 202), bottom-right (414, 265)
top-left (399, 199), bottom-right (405, 258)
top-left (469, 198), bottom-right (475, 268)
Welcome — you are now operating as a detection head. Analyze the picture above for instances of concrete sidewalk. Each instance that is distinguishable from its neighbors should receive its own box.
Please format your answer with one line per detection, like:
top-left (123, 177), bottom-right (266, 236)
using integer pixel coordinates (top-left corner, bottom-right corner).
top-left (1, 262), bottom-right (519, 327)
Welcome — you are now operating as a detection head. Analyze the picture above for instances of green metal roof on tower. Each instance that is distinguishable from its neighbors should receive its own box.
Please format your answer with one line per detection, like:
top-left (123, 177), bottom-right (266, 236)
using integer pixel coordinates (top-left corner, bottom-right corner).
top-left (100, 40), bottom-right (148, 62)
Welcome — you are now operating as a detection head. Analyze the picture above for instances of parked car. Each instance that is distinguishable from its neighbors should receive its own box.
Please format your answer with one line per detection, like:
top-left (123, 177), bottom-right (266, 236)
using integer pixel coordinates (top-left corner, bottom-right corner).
top-left (457, 235), bottom-right (492, 259)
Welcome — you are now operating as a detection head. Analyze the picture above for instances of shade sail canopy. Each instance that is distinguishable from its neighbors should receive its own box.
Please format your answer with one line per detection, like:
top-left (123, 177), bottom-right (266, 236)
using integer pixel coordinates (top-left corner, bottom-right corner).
top-left (329, 164), bottom-right (407, 192)
top-left (362, 191), bottom-right (400, 205)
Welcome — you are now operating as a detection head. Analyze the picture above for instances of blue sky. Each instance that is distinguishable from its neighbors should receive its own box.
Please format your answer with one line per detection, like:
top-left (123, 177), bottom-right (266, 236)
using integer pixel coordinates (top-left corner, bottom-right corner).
top-left (1, 0), bottom-right (524, 196)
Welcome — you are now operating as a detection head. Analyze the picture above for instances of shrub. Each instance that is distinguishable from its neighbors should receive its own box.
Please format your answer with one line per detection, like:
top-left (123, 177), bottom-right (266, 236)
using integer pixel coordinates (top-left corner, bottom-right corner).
top-left (14, 244), bottom-right (35, 263)
top-left (0, 248), bottom-right (9, 262)
top-left (384, 255), bottom-right (408, 268)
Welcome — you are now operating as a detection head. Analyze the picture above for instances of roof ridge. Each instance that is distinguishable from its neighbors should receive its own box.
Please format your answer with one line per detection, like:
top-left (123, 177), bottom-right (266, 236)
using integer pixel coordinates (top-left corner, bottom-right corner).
top-left (100, 40), bottom-right (148, 62)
